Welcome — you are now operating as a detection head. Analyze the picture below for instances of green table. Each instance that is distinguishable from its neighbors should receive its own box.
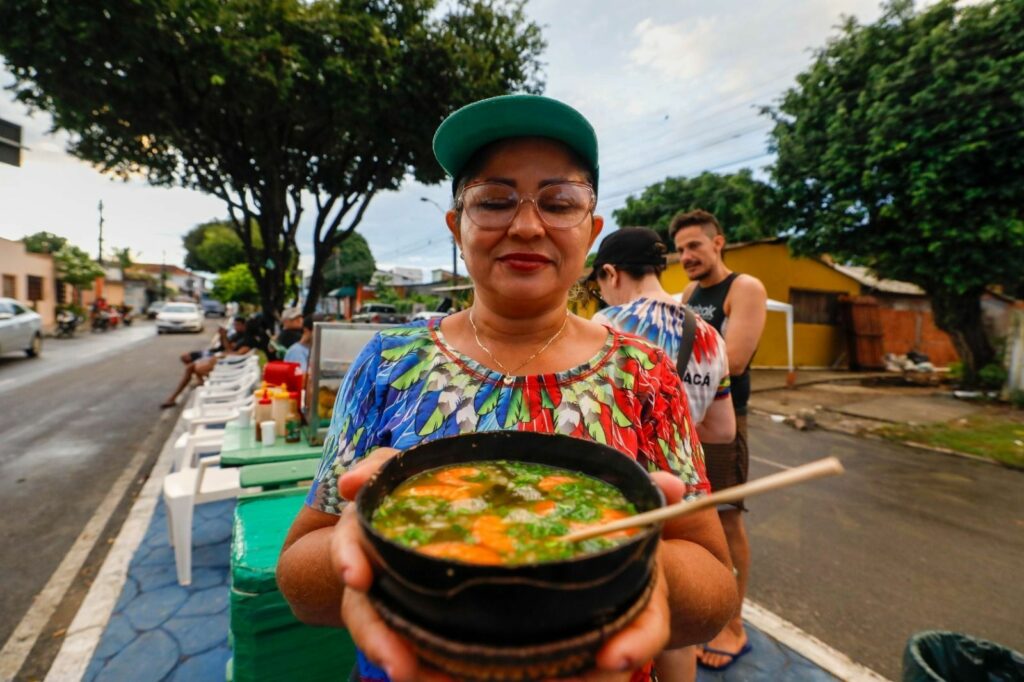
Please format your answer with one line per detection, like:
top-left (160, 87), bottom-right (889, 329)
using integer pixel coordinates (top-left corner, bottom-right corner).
top-left (219, 422), bottom-right (323, 467)
top-left (230, 488), bottom-right (356, 681)
top-left (239, 458), bottom-right (319, 489)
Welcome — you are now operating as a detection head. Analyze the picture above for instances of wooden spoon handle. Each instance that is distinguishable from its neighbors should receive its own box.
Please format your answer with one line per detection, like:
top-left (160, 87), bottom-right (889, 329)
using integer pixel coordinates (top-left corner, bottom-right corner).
top-left (561, 457), bottom-right (844, 544)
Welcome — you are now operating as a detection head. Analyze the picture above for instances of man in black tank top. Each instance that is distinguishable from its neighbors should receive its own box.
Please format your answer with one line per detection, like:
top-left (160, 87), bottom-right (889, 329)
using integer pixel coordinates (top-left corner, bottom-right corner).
top-left (672, 209), bottom-right (767, 671)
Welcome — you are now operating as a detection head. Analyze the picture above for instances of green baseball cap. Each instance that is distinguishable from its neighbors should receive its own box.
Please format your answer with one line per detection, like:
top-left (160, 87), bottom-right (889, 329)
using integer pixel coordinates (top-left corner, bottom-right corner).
top-left (433, 94), bottom-right (599, 193)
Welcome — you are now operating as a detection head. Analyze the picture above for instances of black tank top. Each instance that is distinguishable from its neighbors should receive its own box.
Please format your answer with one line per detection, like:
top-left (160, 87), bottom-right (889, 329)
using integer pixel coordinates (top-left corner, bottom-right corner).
top-left (688, 273), bottom-right (751, 415)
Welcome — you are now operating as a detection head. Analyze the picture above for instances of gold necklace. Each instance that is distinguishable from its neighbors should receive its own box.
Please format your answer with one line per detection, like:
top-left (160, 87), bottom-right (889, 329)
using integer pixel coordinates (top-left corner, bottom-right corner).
top-left (468, 311), bottom-right (569, 385)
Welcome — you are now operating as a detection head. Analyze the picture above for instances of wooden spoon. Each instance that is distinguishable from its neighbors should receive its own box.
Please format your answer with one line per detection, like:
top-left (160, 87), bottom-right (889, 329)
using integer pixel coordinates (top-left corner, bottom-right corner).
top-left (561, 457), bottom-right (845, 544)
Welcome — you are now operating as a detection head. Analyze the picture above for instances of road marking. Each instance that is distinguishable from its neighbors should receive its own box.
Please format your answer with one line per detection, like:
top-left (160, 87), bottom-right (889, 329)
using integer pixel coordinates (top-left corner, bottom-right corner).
top-left (751, 454), bottom-right (793, 470)
top-left (0, 408), bottom-right (175, 681)
top-left (744, 599), bottom-right (891, 681)
top-left (43, 411), bottom-right (183, 681)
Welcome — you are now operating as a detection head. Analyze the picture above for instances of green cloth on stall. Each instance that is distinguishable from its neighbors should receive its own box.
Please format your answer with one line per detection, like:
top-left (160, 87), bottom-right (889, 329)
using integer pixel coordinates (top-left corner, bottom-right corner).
top-left (230, 488), bottom-right (356, 681)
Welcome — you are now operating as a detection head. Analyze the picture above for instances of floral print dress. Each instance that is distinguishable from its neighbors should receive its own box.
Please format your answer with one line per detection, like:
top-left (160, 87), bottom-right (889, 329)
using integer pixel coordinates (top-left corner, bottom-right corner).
top-left (305, 318), bottom-right (709, 681)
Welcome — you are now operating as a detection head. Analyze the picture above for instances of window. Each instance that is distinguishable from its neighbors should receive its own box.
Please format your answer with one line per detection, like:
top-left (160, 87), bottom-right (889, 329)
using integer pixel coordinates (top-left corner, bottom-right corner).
top-left (11, 302), bottom-right (27, 315)
top-left (2, 274), bottom-right (15, 298)
top-left (27, 275), bottom-right (43, 302)
top-left (790, 289), bottom-right (842, 325)
top-left (56, 279), bottom-right (67, 305)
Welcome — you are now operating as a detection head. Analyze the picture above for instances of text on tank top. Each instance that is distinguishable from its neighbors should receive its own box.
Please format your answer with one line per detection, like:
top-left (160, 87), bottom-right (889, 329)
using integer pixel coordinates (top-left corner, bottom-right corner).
top-left (687, 273), bottom-right (751, 415)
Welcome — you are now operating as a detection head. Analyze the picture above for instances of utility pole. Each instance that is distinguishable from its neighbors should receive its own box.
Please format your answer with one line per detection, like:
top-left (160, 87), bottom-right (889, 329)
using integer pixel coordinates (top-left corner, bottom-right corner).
top-left (97, 200), bottom-right (104, 263)
top-left (420, 197), bottom-right (456, 280)
top-left (160, 250), bottom-right (168, 300)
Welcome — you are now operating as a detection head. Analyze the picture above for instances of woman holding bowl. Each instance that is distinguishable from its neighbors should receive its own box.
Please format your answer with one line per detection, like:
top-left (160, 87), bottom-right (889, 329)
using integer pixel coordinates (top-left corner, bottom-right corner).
top-left (277, 94), bottom-right (738, 682)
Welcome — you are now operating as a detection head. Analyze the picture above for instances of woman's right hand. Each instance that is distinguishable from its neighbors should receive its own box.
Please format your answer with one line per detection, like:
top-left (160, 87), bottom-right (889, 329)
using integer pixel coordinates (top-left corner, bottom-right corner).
top-left (330, 448), bottom-right (453, 682)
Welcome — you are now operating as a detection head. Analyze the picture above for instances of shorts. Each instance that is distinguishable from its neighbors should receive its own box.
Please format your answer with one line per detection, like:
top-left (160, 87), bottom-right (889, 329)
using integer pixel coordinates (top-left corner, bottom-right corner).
top-left (187, 349), bottom-right (213, 362)
top-left (701, 414), bottom-right (749, 511)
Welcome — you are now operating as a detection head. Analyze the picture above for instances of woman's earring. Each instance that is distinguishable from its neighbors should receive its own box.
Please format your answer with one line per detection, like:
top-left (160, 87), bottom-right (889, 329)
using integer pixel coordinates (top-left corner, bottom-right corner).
top-left (459, 252), bottom-right (465, 261)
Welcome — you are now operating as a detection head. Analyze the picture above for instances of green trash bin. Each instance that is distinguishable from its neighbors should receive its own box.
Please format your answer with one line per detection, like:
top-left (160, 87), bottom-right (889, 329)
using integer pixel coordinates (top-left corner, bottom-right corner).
top-left (903, 631), bottom-right (1024, 682)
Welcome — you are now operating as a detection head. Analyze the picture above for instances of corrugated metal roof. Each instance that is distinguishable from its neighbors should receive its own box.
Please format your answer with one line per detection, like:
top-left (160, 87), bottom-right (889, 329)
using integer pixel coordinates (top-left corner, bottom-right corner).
top-left (829, 264), bottom-right (925, 295)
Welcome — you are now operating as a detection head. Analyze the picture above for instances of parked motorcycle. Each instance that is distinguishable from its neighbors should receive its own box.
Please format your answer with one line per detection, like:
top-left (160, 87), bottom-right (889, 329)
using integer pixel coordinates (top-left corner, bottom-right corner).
top-left (56, 311), bottom-right (80, 338)
top-left (91, 311), bottom-right (110, 332)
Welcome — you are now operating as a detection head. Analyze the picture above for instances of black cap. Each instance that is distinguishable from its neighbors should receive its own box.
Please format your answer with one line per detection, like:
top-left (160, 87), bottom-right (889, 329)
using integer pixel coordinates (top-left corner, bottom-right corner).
top-left (587, 227), bottom-right (667, 281)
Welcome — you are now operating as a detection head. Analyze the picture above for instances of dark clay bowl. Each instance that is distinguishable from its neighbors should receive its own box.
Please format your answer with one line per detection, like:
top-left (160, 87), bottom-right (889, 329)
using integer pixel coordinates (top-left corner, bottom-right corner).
top-left (355, 431), bottom-right (665, 647)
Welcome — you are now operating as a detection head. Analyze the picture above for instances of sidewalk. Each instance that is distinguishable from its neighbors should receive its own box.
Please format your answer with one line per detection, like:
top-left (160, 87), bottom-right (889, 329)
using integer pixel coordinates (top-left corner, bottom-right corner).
top-left (61, 417), bottom-right (876, 682)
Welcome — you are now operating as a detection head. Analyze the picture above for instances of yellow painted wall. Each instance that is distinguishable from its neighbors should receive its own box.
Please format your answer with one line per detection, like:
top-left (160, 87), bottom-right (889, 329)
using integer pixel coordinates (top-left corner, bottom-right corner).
top-left (660, 242), bottom-right (861, 368)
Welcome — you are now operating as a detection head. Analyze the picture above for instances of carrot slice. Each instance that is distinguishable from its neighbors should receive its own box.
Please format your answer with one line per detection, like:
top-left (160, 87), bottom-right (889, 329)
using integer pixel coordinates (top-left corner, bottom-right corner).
top-left (418, 542), bottom-right (502, 565)
top-left (537, 475), bottom-right (576, 492)
top-left (401, 485), bottom-right (473, 501)
top-left (599, 508), bottom-right (637, 537)
top-left (435, 466), bottom-right (481, 486)
top-left (533, 500), bottom-right (557, 516)
top-left (472, 515), bottom-right (514, 553)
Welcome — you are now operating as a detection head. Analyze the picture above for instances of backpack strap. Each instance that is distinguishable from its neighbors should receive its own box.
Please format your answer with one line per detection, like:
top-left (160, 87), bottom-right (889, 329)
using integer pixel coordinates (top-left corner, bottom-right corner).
top-left (676, 305), bottom-right (698, 371)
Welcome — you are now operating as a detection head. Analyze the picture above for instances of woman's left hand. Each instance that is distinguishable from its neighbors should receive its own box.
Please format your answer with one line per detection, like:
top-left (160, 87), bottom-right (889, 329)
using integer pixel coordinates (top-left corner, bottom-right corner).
top-left (555, 470), bottom-right (687, 681)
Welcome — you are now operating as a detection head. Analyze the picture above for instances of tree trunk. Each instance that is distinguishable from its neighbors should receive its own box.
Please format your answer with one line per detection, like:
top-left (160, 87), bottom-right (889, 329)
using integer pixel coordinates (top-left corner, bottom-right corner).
top-left (303, 241), bottom-right (334, 317)
top-left (929, 289), bottom-right (994, 386)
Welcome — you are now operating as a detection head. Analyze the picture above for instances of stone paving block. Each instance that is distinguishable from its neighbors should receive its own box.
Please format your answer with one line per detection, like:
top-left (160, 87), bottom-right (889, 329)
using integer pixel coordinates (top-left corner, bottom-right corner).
top-left (92, 615), bottom-right (138, 661)
top-left (123, 584), bottom-right (189, 630)
top-left (190, 566), bottom-right (228, 589)
top-left (138, 544), bottom-right (174, 567)
top-left (165, 612), bottom-right (229, 656)
top-left (193, 541), bottom-right (231, 568)
top-left (178, 586), bottom-right (229, 617)
top-left (193, 516), bottom-right (233, 546)
top-left (113, 577), bottom-right (139, 612)
top-left (132, 563), bottom-right (181, 591)
top-left (168, 646), bottom-right (232, 682)
top-left (94, 629), bottom-right (179, 682)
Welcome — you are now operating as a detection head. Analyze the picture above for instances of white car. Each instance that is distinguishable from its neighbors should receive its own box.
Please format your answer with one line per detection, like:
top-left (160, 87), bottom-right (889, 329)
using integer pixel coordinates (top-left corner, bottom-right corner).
top-left (410, 310), bottom-right (448, 322)
top-left (156, 302), bottom-right (205, 334)
top-left (0, 297), bottom-right (43, 357)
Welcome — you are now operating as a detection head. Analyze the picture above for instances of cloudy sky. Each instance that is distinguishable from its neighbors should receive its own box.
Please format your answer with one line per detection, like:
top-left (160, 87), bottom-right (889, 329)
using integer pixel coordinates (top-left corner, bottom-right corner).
top-left (0, 0), bottom-right (885, 277)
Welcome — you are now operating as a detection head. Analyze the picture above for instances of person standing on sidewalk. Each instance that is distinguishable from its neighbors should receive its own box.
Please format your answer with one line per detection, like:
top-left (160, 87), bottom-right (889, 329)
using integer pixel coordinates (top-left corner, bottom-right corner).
top-left (589, 226), bottom-right (735, 681)
top-left (672, 209), bottom-right (767, 671)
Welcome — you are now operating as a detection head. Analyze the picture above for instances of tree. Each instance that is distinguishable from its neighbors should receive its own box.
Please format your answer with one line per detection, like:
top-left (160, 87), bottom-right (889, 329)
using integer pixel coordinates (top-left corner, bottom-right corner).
top-left (111, 247), bottom-right (134, 271)
top-left (0, 0), bottom-right (545, 322)
top-left (53, 245), bottom-right (105, 291)
top-left (612, 169), bottom-right (780, 244)
top-left (765, 0), bottom-right (1024, 384)
top-left (323, 233), bottom-right (376, 292)
top-left (183, 220), bottom-right (249, 274)
top-left (22, 231), bottom-right (68, 255)
top-left (212, 263), bottom-right (260, 305)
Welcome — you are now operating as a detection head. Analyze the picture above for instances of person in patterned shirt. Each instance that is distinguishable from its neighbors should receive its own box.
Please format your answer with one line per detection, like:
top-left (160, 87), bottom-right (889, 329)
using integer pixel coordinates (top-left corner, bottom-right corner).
top-left (590, 226), bottom-right (734, 682)
top-left (277, 95), bottom-right (738, 682)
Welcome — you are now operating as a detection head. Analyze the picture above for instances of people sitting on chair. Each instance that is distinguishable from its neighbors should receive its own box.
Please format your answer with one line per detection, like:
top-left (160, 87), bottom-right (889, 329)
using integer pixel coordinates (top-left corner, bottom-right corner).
top-left (161, 316), bottom-right (257, 409)
top-left (283, 315), bottom-right (314, 373)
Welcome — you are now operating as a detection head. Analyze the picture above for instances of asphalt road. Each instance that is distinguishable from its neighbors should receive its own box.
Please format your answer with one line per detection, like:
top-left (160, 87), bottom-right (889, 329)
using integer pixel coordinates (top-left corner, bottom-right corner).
top-left (0, 321), bottom-right (213, 648)
top-left (744, 416), bottom-right (1024, 679)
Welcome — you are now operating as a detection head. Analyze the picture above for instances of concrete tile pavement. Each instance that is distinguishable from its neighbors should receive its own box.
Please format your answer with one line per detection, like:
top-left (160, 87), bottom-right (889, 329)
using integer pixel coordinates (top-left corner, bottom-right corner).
top-left (79, 497), bottom-right (848, 681)
top-left (82, 499), bottom-right (233, 682)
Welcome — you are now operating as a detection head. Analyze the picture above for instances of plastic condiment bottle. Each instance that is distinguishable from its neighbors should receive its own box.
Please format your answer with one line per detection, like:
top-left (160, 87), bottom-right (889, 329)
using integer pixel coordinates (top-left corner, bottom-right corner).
top-left (253, 391), bottom-right (273, 442)
top-left (285, 404), bottom-right (301, 443)
top-left (272, 384), bottom-right (290, 436)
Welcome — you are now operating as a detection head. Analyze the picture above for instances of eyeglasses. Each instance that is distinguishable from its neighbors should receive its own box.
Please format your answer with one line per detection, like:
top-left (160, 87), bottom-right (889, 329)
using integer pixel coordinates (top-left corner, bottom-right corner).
top-left (457, 181), bottom-right (596, 231)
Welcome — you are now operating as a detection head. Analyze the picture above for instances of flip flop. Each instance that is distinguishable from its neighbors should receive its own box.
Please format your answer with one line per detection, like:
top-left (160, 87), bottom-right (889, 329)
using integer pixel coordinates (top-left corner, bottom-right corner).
top-left (697, 641), bottom-right (752, 672)
top-left (160, 401), bottom-right (177, 409)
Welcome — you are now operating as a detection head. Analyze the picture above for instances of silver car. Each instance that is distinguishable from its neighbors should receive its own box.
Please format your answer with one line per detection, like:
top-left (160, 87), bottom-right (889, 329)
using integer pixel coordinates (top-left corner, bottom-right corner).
top-left (156, 302), bottom-right (204, 334)
top-left (0, 297), bottom-right (43, 358)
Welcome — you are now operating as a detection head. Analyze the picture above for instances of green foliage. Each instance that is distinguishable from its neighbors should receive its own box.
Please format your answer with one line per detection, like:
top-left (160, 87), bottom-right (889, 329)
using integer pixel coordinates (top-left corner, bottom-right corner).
top-left (612, 169), bottom-right (781, 244)
top-left (1010, 390), bottom-right (1024, 410)
top-left (111, 247), bottom-right (133, 270)
top-left (0, 0), bottom-right (546, 319)
top-left (374, 284), bottom-right (400, 305)
top-left (947, 361), bottom-right (963, 382)
top-left (22, 231), bottom-right (68, 254)
top-left (212, 263), bottom-right (260, 305)
top-left (323, 233), bottom-right (376, 291)
top-left (766, 0), bottom-right (1024, 382)
top-left (978, 363), bottom-right (1008, 391)
top-left (52, 245), bottom-right (105, 289)
top-left (183, 220), bottom-right (251, 273)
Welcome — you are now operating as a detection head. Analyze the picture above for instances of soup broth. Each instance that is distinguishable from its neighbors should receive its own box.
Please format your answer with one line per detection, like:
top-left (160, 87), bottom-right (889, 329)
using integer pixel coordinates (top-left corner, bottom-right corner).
top-left (371, 461), bottom-right (637, 565)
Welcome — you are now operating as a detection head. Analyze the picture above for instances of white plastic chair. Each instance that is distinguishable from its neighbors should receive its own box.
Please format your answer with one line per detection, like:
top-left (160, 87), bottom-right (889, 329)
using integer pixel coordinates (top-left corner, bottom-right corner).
top-left (163, 455), bottom-right (246, 586)
top-left (171, 431), bottom-right (226, 472)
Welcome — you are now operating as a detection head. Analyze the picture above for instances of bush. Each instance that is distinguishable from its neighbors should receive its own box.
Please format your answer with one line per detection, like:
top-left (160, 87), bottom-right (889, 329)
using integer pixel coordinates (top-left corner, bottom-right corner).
top-left (978, 363), bottom-right (1008, 390)
top-left (947, 361), bottom-right (963, 382)
top-left (1010, 390), bottom-right (1024, 410)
